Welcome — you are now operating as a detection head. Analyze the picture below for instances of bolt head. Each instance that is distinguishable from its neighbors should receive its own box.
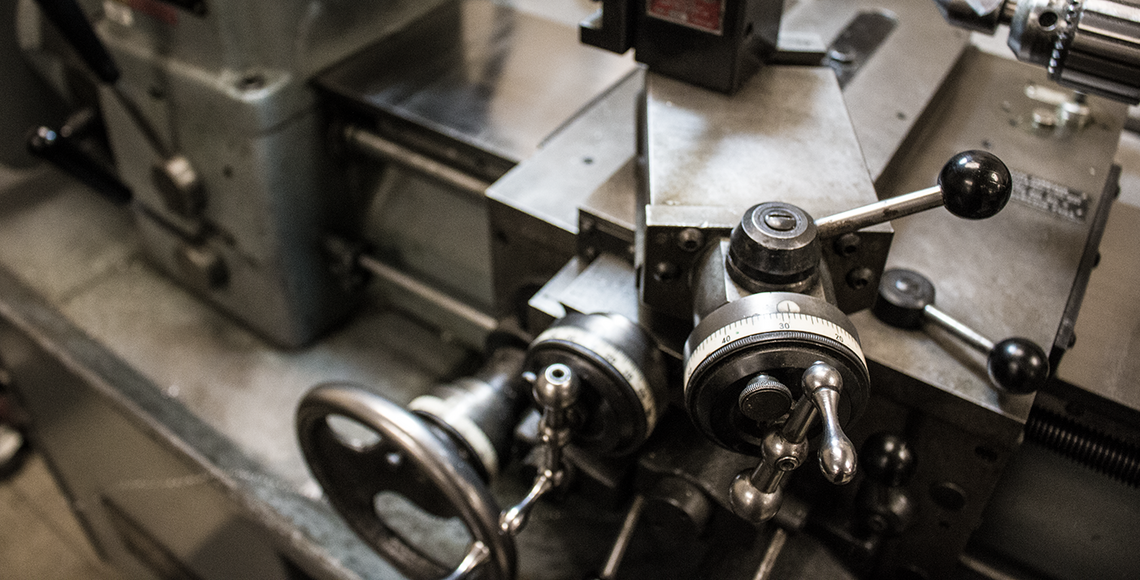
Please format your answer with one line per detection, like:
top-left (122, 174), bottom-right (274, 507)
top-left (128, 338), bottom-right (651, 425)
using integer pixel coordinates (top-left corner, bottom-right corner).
top-left (727, 202), bottom-right (820, 289)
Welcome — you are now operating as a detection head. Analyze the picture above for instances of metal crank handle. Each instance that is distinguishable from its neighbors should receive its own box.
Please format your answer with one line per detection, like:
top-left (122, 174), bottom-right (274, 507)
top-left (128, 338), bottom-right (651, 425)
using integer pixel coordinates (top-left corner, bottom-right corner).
top-left (729, 363), bottom-right (857, 522)
top-left (499, 470), bottom-right (558, 535)
top-left (442, 543), bottom-right (492, 580)
top-left (500, 363), bottom-right (580, 535)
top-left (815, 150), bottom-right (1012, 239)
top-left (804, 363), bottom-right (857, 485)
top-left (874, 269), bottom-right (1050, 394)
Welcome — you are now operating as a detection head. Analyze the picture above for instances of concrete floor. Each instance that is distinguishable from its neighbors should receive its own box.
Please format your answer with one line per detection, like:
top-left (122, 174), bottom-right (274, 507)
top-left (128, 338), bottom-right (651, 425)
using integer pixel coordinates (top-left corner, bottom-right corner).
top-left (0, 452), bottom-right (124, 580)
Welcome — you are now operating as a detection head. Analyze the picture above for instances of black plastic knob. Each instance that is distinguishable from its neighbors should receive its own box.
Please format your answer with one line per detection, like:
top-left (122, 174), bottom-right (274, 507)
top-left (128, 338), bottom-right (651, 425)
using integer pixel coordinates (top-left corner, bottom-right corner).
top-left (938, 150), bottom-right (1012, 219)
top-left (738, 374), bottom-right (794, 423)
top-left (988, 338), bottom-right (1050, 394)
top-left (872, 269), bottom-right (934, 330)
top-left (860, 433), bottom-right (917, 488)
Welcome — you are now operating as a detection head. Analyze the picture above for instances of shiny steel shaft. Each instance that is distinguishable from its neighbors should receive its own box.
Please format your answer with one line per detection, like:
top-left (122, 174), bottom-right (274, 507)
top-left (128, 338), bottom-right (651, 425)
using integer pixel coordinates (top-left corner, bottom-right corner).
top-left (752, 527), bottom-right (789, 580)
top-left (814, 186), bottom-right (943, 238)
top-left (923, 303), bottom-right (995, 353)
top-left (345, 124), bottom-right (492, 196)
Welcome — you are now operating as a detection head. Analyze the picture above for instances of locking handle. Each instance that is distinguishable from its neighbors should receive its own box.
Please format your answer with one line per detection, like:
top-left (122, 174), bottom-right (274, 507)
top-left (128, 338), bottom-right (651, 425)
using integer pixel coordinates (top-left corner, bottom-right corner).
top-left (873, 268), bottom-right (1049, 394)
top-left (815, 150), bottom-right (1013, 239)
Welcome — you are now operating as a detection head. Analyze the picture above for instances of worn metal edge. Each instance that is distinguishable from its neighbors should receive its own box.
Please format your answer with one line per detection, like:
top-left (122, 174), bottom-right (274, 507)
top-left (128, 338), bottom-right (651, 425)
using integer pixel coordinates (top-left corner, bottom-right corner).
top-left (0, 264), bottom-right (391, 580)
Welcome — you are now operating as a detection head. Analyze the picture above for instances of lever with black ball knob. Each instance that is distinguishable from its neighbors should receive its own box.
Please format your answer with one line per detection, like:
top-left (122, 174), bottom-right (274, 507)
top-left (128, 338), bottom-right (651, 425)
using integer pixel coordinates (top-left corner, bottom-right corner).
top-left (689, 150), bottom-right (1015, 525)
top-left (814, 149), bottom-right (1013, 239)
top-left (873, 268), bottom-right (1050, 394)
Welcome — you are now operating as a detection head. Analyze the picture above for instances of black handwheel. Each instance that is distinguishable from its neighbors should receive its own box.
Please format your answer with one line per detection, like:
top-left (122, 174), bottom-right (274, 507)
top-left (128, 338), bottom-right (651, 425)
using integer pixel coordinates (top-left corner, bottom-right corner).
top-left (297, 383), bottom-right (516, 580)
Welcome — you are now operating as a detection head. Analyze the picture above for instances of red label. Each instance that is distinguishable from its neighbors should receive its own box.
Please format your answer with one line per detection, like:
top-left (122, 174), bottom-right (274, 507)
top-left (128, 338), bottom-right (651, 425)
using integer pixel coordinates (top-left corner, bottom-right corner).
top-left (647, 0), bottom-right (725, 34)
top-left (124, 0), bottom-right (179, 26)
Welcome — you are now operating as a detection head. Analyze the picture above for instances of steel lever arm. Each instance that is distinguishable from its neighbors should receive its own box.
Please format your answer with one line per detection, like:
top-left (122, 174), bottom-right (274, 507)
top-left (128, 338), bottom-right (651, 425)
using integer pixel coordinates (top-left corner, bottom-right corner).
top-left (32, 0), bottom-right (119, 83)
top-left (874, 268), bottom-right (1050, 393)
top-left (815, 150), bottom-right (1012, 239)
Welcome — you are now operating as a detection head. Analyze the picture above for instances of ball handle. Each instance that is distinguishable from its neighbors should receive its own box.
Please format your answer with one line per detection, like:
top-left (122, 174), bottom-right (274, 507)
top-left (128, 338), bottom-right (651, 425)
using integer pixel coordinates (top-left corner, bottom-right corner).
top-left (938, 150), bottom-right (1013, 219)
top-left (814, 151), bottom-right (1012, 239)
top-left (988, 338), bottom-right (1050, 394)
top-left (873, 269), bottom-right (1049, 394)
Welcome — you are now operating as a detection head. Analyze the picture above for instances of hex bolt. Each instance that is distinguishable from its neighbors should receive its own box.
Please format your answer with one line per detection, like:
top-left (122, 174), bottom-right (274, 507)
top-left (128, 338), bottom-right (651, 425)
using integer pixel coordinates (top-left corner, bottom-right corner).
top-left (677, 228), bottom-right (704, 252)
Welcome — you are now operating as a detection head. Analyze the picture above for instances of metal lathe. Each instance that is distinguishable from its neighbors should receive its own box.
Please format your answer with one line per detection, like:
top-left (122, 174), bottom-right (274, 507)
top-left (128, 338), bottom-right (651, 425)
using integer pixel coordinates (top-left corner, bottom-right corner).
top-left (1, 0), bottom-right (1138, 579)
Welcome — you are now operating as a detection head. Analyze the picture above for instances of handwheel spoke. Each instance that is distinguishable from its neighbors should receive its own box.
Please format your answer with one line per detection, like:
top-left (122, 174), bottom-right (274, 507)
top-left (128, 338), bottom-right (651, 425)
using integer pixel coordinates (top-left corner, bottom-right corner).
top-left (297, 383), bottom-right (516, 580)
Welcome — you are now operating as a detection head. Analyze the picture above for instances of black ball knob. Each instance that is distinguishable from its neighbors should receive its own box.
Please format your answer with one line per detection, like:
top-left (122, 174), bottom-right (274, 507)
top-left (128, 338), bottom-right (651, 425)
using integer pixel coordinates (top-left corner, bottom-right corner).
top-left (938, 150), bottom-right (1012, 219)
top-left (987, 337), bottom-right (1050, 394)
top-left (872, 269), bottom-right (935, 330)
top-left (860, 432), bottom-right (918, 488)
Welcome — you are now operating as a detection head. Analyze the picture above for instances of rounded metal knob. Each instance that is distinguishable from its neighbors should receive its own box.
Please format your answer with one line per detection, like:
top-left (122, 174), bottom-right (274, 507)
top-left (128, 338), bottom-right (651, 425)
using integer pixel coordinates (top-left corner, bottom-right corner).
top-left (729, 471), bottom-right (785, 523)
top-left (533, 363), bottom-right (580, 412)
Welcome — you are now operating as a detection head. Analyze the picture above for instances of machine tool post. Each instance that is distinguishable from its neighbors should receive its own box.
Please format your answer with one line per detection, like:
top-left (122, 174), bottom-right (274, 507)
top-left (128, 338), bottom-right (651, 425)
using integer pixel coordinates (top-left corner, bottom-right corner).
top-left (695, 151), bottom-right (1012, 528)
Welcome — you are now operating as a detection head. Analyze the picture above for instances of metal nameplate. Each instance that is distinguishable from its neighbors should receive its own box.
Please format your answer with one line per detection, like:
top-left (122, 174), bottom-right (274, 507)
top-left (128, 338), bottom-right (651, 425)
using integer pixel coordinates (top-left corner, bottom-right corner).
top-left (1010, 170), bottom-right (1090, 223)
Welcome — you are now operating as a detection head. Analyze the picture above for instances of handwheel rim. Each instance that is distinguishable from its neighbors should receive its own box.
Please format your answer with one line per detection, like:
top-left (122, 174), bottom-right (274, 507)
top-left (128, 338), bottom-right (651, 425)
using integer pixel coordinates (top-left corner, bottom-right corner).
top-left (297, 383), bottom-right (516, 580)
